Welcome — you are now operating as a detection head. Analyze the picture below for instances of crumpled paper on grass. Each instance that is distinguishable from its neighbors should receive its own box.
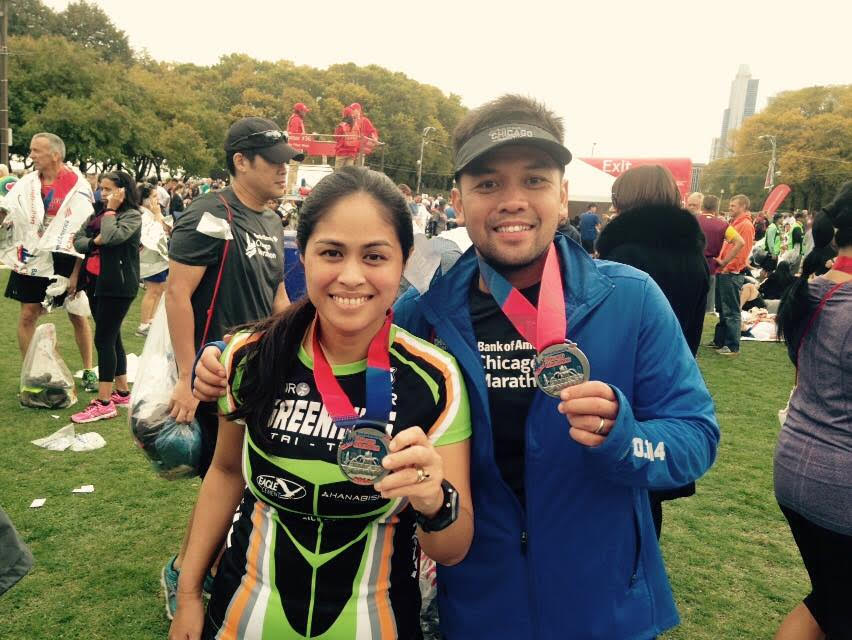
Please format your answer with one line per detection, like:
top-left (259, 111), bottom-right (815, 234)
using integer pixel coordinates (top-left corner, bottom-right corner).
top-left (31, 424), bottom-right (106, 452)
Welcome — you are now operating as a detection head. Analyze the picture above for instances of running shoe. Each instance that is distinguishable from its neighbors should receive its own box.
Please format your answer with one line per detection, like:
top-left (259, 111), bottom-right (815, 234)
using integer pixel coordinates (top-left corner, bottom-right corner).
top-left (71, 399), bottom-right (118, 423)
top-left (716, 346), bottom-right (739, 356)
top-left (161, 556), bottom-right (215, 620)
top-left (161, 556), bottom-right (179, 620)
top-left (81, 369), bottom-right (98, 393)
top-left (110, 390), bottom-right (131, 407)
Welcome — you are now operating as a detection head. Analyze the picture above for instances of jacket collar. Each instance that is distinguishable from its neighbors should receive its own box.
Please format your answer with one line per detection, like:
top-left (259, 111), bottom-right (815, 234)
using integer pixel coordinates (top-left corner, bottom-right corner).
top-left (419, 233), bottom-right (613, 334)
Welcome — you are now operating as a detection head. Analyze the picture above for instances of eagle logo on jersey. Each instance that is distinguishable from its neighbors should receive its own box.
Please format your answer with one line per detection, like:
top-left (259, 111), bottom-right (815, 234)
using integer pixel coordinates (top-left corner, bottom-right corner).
top-left (255, 475), bottom-right (306, 501)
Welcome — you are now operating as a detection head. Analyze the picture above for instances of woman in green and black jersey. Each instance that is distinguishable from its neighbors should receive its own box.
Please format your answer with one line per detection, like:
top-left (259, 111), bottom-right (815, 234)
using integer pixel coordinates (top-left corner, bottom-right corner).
top-left (169, 167), bottom-right (472, 640)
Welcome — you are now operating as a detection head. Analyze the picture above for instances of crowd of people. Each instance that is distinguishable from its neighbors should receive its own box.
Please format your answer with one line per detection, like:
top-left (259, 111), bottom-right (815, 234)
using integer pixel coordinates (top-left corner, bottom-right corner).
top-left (0, 92), bottom-right (848, 640)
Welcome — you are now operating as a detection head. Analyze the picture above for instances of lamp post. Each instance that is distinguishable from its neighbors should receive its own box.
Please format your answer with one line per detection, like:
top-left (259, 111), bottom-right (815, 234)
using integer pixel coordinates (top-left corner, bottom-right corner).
top-left (416, 126), bottom-right (435, 194)
top-left (759, 134), bottom-right (777, 190)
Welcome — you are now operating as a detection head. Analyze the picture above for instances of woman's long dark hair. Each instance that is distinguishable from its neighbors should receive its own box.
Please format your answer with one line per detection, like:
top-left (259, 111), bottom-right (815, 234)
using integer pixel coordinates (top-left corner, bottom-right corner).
top-left (776, 180), bottom-right (852, 351)
top-left (101, 170), bottom-right (140, 213)
top-left (227, 166), bottom-right (414, 446)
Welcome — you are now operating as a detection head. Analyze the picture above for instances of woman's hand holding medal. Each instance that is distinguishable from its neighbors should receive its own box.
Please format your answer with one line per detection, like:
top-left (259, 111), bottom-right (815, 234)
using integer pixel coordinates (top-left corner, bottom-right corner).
top-left (557, 381), bottom-right (620, 447)
top-left (374, 426), bottom-right (444, 517)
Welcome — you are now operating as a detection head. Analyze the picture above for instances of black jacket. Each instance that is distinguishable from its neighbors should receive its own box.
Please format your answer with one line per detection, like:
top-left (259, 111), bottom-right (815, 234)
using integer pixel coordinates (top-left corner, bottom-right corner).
top-left (596, 204), bottom-right (709, 356)
top-left (73, 207), bottom-right (142, 298)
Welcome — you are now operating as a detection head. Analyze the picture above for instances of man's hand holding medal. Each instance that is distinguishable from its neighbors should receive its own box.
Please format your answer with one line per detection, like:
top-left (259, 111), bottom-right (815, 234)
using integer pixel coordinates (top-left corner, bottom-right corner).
top-left (557, 381), bottom-right (619, 447)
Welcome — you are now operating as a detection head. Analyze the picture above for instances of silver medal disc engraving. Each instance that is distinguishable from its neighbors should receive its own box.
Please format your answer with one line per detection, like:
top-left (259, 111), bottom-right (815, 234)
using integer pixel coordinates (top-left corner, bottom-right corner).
top-left (337, 423), bottom-right (391, 485)
top-left (533, 341), bottom-right (590, 397)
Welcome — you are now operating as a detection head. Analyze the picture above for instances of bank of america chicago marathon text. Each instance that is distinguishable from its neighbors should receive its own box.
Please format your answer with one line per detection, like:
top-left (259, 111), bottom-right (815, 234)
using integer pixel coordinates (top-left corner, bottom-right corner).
top-left (478, 340), bottom-right (538, 389)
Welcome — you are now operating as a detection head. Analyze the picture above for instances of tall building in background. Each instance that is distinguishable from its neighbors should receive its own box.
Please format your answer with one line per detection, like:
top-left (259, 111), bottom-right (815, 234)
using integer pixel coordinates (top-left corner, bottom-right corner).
top-left (709, 65), bottom-right (759, 161)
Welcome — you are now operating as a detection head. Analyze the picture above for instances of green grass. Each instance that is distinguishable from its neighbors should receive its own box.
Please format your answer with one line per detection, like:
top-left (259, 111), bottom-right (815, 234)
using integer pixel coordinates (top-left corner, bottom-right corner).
top-left (0, 268), bottom-right (807, 639)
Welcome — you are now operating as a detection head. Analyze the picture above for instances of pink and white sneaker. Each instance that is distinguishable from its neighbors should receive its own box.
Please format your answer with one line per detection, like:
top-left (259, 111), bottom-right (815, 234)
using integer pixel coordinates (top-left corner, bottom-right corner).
top-left (110, 391), bottom-right (131, 407)
top-left (71, 399), bottom-right (118, 423)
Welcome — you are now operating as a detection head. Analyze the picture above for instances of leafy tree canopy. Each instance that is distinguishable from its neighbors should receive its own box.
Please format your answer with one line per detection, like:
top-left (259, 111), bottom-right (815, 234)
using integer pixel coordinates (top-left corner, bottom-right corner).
top-left (10, 0), bottom-right (132, 63)
top-left (701, 85), bottom-right (852, 211)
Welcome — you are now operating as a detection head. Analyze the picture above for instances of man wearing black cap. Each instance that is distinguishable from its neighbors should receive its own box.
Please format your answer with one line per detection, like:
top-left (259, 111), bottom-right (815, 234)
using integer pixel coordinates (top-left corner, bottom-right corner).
top-left (396, 94), bottom-right (717, 638)
top-left (159, 117), bottom-right (297, 619)
top-left (192, 96), bottom-right (718, 638)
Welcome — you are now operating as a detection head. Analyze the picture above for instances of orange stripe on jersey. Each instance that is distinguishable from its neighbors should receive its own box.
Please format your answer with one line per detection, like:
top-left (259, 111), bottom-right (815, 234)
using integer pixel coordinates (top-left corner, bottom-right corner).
top-left (392, 333), bottom-right (457, 439)
top-left (375, 521), bottom-right (396, 638)
top-left (220, 500), bottom-right (265, 637)
top-left (222, 332), bottom-right (262, 413)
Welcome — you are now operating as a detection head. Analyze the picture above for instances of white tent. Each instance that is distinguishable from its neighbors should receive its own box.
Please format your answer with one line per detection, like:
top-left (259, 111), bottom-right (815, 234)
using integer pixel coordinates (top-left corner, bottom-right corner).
top-left (564, 159), bottom-right (615, 203)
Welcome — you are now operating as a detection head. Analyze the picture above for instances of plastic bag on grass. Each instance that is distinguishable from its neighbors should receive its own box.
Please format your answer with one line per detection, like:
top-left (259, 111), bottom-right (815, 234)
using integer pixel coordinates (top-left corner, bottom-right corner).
top-left (20, 323), bottom-right (77, 409)
top-left (129, 298), bottom-right (199, 479)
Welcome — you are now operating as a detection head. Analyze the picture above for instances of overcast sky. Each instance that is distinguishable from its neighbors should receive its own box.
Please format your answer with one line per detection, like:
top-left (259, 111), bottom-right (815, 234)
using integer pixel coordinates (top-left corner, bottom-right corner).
top-left (44, 0), bottom-right (851, 164)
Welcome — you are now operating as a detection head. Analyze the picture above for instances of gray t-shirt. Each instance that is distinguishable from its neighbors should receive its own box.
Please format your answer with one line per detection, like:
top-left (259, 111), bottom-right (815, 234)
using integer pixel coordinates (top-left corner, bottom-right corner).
top-left (169, 187), bottom-right (283, 349)
top-left (774, 277), bottom-right (852, 534)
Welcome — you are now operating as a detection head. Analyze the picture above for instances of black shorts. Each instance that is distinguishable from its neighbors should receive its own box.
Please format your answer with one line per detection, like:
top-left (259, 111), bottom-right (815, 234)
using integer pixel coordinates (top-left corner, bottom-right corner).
top-left (779, 504), bottom-right (852, 638)
top-left (4, 253), bottom-right (77, 305)
top-left (196, 401), bottom-right (219, 479)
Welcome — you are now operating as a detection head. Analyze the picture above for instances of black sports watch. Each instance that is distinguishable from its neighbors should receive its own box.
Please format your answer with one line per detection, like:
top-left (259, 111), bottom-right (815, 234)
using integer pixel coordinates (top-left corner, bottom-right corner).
top-left (415, 479), bottom-right (459, 533)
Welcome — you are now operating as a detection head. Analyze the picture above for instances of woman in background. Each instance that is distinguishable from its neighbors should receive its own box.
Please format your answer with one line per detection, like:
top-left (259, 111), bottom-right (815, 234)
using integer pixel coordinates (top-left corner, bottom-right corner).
top-left (136, 183), bottom-right (171, 337)
top-left (70, 170), bottom-right (142, 423)
top-left (773, 181), bottom-right (852, 640)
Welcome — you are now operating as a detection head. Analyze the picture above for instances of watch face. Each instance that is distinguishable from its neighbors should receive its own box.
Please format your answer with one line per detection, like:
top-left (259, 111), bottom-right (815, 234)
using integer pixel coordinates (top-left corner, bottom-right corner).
top-left (533, 341), bottom-right (590, 397)
top-left (337, 423), bottom-right (391, 486)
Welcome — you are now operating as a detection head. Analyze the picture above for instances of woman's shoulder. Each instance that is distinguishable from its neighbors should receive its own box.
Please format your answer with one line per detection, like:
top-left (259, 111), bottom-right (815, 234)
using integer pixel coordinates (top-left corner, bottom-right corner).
top-left (598, 204), bottom-right (703, 257)
top-left (808, 275), bottom-right (852, 301)
top-left (221, 330), bottom-right (264, 370)
top-left (390, 325), bottom-right (462, 381)
top-left (117, 207), bottom-right (143, 221)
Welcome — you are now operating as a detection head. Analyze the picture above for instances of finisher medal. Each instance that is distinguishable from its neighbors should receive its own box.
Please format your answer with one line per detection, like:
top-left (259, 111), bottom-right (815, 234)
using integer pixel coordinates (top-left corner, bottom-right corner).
top-left (533, 341), bottom-right (590, 397)
top-left (479, 243), bottom-right (590, 397)
top-left (312, 313), bottom-right (394, 485)
top-left (337, 420), bottom-right (391, 485)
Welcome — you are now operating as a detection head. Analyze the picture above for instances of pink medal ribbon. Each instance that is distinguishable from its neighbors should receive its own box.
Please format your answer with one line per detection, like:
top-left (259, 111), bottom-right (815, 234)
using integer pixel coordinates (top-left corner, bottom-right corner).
top-left (478, 243), bottom-right (590, 397)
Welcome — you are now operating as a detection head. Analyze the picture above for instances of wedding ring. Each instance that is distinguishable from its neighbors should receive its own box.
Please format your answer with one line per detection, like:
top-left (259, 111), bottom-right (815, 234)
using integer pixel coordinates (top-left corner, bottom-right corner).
top-left (416, 468), bottom-right (428, 483)
top-left (594, 417), bottom-right (607, 435)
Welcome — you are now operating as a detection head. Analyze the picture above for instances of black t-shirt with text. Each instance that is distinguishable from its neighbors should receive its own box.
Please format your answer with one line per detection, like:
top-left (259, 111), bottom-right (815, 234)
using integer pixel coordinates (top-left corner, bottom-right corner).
top-left (469, 279), bottom-right (539, 508)
top-left (169, 187), bottom-right (284, 348)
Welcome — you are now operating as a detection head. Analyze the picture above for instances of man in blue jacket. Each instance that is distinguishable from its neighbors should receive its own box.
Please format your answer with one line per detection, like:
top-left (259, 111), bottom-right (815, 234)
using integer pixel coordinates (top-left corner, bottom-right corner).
top-left (193, 94), bottom-right (719, 639)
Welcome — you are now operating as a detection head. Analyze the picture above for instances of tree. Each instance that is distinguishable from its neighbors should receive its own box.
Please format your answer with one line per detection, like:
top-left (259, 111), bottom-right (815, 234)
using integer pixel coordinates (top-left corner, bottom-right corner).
top-left (8, 31), bottom-right (468, 181)
top-left (8, 0), bottom-right (57, 37)
top-left (54, 0), bottom-right (133, 63)
top-left (702, 85), bottom-right (852, 211)
top-left (9, 0), bottom-right (132, 63)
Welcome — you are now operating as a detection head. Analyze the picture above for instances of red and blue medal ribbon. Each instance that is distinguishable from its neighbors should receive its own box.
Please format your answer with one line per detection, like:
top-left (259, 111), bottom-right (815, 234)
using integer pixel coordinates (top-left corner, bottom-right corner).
top-left (311, 312), bottom-right (393, 426)
top-left (477, 242), bottom-right (566, 351)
